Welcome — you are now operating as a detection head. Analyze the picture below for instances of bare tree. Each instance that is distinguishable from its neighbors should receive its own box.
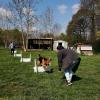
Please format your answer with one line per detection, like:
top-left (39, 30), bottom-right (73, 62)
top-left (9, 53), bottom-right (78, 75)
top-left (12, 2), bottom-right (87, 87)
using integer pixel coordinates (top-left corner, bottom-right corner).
top-left (52, 23), bottom-right (62, 36)
top-left (80, 0), bottom-right (100, 42)
top-left (39, 7), bottom-right (62, 37)
top-left (41, 7), bottom-right (54, 35)
top-left (67, 8), bottom-right (95, 44)
top-left (0, 7), bottom-right (13, 47)
top-left (22, 0), bottom-right (39, 50)
top-left (8, 0), bottom-right (39, 51)
top-left (0, 7), bottom-right (12, 30)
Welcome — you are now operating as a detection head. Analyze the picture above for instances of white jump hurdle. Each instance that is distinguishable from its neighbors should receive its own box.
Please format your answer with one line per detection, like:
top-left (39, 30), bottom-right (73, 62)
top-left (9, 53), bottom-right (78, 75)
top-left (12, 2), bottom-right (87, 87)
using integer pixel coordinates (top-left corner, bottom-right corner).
top-left (14, 53), bottom-right (22, 57)
top-left (20, 54), bottom-right (31, 63)
top-left (14, 51), bottom-right (22, 58)
top-left (33, 59), bottom-right (45, 73)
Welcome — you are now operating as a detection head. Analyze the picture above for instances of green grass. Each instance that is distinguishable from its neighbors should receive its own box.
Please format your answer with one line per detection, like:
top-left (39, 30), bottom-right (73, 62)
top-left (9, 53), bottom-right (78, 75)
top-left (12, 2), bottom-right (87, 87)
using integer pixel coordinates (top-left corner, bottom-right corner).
top-left (0, 48), bottom-right (100, 100)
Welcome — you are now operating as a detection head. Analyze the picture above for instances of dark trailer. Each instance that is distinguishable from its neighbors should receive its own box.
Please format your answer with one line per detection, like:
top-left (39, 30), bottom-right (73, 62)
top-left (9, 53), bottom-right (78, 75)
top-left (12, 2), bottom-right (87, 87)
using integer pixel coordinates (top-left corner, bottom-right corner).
top-left (28, 38), bottom-right (53, 50)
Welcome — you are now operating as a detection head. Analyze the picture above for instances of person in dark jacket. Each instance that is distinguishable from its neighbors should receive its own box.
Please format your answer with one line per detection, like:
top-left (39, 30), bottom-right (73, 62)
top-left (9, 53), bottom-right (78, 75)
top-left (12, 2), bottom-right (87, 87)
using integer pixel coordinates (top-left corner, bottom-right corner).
top-left (57, 43), bottom-right (64, 71)
top-left (57, 46), bottom-right (81, 86)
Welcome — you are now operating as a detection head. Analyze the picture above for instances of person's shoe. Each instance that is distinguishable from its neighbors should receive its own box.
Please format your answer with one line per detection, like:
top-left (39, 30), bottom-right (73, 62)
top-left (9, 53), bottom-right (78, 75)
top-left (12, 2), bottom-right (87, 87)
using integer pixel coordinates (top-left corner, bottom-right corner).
top-left (66, 82), bottom-right (72, 86)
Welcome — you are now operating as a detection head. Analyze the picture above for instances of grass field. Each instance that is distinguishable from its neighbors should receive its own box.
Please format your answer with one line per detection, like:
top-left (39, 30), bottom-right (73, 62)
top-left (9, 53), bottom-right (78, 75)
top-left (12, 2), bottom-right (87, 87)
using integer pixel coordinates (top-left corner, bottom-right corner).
top-left (0, 48), bottom-right (100, 100)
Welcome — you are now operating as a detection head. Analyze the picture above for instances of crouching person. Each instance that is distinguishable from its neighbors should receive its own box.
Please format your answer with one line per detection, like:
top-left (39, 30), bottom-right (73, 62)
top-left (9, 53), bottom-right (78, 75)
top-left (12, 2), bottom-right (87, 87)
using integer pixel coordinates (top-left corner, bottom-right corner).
top-left (56, 46), bottom-right (81, 86)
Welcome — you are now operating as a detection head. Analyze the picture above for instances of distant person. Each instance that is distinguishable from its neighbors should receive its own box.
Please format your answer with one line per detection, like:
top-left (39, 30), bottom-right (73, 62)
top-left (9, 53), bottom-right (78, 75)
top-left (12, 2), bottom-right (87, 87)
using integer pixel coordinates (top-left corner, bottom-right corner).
top-left (9, 42), bottom-right (15, 55)
top-left (56, 45), bottom-right (81, 86)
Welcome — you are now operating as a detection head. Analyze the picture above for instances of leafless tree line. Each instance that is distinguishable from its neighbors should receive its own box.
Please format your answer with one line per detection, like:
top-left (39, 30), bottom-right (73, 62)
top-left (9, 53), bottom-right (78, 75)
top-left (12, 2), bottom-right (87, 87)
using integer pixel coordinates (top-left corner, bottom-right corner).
top-left (0, 0), bottom-right (62, 51)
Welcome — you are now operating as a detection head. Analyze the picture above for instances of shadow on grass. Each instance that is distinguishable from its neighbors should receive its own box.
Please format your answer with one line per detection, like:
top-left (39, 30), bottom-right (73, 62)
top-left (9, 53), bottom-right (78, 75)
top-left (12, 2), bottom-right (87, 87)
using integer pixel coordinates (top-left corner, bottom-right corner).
top-left (61, 75), bottom-right (82, 83)
top-left (72, 75), bottom-right (82, 82)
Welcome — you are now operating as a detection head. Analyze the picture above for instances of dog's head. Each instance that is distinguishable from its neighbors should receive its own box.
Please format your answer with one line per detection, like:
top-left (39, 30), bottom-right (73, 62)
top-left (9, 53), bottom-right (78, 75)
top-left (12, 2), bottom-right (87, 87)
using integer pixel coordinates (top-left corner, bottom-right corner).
top-left (38, 56), bottom-right (51, 66)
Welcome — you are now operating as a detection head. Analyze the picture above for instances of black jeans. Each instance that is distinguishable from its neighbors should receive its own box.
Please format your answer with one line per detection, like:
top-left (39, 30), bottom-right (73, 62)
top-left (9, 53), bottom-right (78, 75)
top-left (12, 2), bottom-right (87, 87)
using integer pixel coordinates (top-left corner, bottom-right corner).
top-left (11, 48), bottom-right (15, 54)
